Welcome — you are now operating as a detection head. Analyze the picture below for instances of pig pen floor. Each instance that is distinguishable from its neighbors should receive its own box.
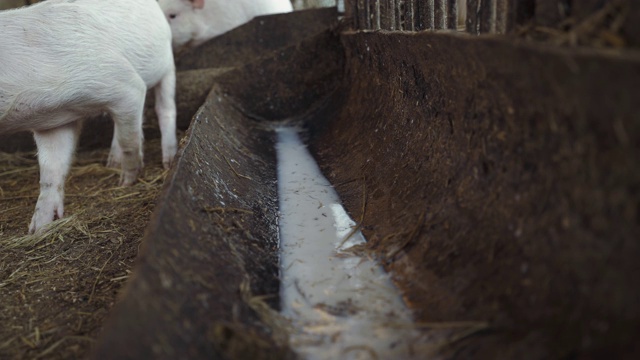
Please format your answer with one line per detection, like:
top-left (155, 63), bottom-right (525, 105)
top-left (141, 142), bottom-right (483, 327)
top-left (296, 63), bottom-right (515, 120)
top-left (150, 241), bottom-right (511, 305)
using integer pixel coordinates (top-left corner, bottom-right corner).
top-left (0, 137), bottom-right (170, 359)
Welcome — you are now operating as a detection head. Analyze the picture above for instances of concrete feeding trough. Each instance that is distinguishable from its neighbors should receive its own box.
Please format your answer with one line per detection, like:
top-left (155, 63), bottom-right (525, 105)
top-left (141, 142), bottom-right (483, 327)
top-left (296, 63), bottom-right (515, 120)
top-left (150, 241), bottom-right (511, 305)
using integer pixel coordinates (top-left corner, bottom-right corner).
top-left (1, 4), bottom-right (637, 360)
top-left (92, 9), bottom-right (639, 359)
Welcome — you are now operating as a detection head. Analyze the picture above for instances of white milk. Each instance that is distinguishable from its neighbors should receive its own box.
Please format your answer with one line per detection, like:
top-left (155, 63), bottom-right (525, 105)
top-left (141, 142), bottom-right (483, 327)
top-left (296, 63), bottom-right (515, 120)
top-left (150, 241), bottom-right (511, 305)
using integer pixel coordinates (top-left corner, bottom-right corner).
top-left (276, 127), bottom-right (426, 359)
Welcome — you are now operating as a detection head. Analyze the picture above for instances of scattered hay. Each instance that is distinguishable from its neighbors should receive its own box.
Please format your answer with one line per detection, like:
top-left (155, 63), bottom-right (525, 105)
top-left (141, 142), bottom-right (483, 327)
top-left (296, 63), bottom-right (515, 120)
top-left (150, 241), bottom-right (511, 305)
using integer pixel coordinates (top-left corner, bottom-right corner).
top-left (240, 279), bottom-right (293, 347)
top-left (1, 215), bottom-right (87, 251)
top-left (0, 138), bottom-right (168, 359)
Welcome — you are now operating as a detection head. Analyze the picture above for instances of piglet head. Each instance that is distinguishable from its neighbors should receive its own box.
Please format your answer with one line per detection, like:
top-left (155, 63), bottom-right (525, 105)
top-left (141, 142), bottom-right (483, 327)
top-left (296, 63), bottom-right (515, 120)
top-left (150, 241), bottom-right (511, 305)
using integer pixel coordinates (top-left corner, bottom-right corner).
top-left (158, 0), bottom-right (205, 51)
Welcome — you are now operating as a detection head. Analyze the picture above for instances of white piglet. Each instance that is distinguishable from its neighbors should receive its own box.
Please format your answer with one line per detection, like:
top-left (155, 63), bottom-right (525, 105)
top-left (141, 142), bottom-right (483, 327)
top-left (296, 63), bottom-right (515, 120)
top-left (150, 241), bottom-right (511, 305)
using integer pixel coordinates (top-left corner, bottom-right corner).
top-left (0, 0), bottom-right (177, 234)
top-left (158, 0), bottom-right (293, 51)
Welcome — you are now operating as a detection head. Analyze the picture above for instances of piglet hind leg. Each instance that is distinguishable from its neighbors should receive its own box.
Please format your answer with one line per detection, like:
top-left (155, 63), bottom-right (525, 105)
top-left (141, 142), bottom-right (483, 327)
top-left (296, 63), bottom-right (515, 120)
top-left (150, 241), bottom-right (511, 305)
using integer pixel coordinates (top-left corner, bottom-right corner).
top-left (110, 84), bottom-right (146, 187)
top-left (29, 121), bottom-right (82, 234)
top-left (154, 66), bottom-right (177, 170)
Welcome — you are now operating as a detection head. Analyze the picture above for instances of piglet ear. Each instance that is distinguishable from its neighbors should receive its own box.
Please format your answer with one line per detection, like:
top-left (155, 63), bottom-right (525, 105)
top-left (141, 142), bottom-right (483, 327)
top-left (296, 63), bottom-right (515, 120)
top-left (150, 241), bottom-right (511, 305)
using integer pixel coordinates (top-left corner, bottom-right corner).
top-left (190, 0), bottom-right (205, 9)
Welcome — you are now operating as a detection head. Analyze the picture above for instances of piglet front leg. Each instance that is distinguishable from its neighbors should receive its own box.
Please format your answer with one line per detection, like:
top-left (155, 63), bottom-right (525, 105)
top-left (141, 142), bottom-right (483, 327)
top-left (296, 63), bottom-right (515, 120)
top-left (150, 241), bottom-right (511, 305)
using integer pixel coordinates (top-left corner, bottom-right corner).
top-left (29, 183), bottom-right (64, 234)
top-left (29, 122), bottom-right (81, 234)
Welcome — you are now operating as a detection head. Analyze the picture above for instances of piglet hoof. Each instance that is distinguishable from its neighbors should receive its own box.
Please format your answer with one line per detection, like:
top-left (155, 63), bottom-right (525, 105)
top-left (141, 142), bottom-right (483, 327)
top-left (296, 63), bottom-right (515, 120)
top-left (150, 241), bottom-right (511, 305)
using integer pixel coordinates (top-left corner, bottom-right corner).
top-left (29, 196), bottom-right (64, 234)
top-left (162, 156), bottom-right (175, 171)
top-left (119, 167), bottom-right (142, 187)
top-left (162, 141), bottom-right (177, 170)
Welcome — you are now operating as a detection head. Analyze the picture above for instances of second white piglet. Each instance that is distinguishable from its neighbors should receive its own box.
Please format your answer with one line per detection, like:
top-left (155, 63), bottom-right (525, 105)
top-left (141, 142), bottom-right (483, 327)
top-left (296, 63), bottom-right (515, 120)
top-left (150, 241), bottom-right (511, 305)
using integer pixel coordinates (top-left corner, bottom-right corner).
top-left (0, 0), bottom-right (177, 233)
top-left (158, 0), bottom-right (294, 51)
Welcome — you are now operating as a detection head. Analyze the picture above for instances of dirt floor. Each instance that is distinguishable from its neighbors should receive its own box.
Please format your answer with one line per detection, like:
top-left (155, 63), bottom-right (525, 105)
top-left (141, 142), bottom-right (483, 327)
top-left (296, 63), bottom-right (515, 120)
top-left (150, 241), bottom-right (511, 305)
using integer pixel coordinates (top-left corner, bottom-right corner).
top-left (0, 136), bottom-right (170, 359)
